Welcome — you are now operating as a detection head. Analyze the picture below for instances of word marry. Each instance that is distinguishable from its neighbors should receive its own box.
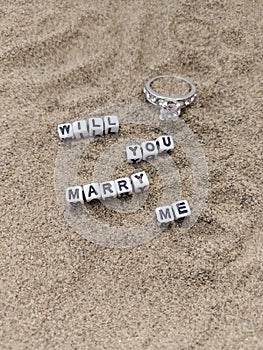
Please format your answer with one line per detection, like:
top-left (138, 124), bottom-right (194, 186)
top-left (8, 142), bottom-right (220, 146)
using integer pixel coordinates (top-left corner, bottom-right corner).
top-left (66, 171), bottom-right (149, 204)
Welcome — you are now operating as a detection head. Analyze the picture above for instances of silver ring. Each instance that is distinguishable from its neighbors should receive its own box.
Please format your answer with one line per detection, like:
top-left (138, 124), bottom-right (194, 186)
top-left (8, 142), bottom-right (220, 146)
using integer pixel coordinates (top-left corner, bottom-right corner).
top-left (143, 75), bottom-right (196, 121)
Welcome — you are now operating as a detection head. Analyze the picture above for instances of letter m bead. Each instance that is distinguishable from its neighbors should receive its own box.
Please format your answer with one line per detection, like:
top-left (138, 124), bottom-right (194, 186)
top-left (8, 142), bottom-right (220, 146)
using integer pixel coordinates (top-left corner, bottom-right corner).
top-left (66, 186), bottom-right (84, 204)
top-left (155, 206), bottom-right (174, 227)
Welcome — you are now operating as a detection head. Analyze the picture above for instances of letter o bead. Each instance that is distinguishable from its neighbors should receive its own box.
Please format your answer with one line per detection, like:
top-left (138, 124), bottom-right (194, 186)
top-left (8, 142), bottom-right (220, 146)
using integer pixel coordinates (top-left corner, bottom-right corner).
top-left (141, 141), bottom-right (158, 160)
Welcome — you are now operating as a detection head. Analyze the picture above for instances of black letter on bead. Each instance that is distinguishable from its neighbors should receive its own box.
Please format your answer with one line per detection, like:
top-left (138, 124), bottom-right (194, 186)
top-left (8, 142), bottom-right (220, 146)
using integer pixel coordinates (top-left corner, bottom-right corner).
top-left (88, 185), bottom-right (99, 197)
top-left (145, 142), bottom-right (155, 152)
top-left (68, 188), bottom-right (81, 200)
top-left (129, 145), bottom-right (139, 155)
top-left (176, 202), bottom-right (188, 214)
top-left (159, 208), bottom-right (173, 220)
top-left (134, 173), bottom-right (144, 183)
top-left (117, 180), bottom-right (128, 191)
top-left (102, 183), bottom-right (114, 195)
top-left (59, 124), bottom-right (71, 136)
top-left (107, 117), bottom-right (117, 134)
top-left (162, 136), bottom-right (172, 147)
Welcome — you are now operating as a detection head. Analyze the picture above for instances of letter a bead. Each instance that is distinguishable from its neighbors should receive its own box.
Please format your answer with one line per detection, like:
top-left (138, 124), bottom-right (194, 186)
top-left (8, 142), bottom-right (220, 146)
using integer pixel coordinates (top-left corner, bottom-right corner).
top-left (83, 183), bottom-right (101, 202)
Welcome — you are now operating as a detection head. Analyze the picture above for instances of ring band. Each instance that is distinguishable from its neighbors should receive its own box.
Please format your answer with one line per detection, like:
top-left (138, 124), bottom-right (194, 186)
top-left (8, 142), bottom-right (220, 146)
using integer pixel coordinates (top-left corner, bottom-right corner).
top-left (143, 75), bottom-right (196, 121)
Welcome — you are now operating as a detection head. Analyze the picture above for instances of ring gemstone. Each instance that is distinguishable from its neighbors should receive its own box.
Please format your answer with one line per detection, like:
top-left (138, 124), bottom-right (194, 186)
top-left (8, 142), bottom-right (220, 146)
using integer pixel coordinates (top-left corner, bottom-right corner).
top-left (159, 101), bottom-right (181, 121)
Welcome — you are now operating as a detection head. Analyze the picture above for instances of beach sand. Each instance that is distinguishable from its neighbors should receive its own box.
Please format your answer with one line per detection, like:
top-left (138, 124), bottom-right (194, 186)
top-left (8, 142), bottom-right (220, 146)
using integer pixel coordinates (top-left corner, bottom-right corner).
top-left (1, 0), bottom-right (262, 349)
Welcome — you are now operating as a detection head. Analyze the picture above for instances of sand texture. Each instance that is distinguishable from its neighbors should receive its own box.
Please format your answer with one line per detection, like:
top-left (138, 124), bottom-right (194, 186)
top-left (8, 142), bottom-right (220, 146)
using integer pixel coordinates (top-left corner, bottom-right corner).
top-left (1, 0), bottom-right (262, 349)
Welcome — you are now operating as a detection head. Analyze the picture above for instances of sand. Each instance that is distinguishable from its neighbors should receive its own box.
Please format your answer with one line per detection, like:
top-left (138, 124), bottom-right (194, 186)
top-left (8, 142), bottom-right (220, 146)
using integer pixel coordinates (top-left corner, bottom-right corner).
top-left (1, 0), bottom-right (262, 349)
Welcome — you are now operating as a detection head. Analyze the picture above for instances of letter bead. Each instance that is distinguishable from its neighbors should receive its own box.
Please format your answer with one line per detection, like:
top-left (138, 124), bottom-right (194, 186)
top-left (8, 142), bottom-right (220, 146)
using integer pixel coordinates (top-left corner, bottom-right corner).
top-left (172, 200), bottom-right (191, 220)
top-left (100, 181), bottom-right (117, 200)
top-left (155, 206), bottom-right (175, 227)
top-left (141, 141), bottom-right (158, 160)
top-left (66, 186), bottom-right (84, 204)
top-left (57, 123), bottom-right (75, 141)
top-left (126, 145), bottom-right (142, 164)
top-left (104, 115), bottom-right (119, 134)
top-left (88, 117), bottom-right (104, 137)
top-left (83, 183), bottom-right (101, 202)
top-left (156, 135), bottom-right (174, 153)
top-left (115, 177), bottom-right (133, 197)
top-left (130, 171), bottom-right (149, 193)
top-left (72, 120), bottom-right (89, 139)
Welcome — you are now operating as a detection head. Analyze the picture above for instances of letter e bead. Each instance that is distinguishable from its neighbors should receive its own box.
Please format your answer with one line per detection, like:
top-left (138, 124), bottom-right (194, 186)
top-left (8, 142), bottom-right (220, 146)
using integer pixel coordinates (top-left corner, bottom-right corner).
top-left (171, 200), bottom-right (191, 220)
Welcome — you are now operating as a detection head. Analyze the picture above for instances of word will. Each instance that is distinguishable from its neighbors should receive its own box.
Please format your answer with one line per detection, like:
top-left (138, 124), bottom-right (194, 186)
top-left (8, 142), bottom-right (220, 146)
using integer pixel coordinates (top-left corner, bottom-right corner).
top-left (58, 115), bottom-right (119, 140)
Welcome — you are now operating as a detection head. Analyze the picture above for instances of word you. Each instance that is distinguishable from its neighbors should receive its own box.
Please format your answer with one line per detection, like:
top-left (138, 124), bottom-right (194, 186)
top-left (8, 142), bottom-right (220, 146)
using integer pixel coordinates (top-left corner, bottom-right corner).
top-left (155, 200), bottom-right (191, 227)
top-left (66, 171), bottom-right (149, 204)
top-left (126, 135), bottom-right (174, 163)
top-left (58, 115), bottom-right (119, 140)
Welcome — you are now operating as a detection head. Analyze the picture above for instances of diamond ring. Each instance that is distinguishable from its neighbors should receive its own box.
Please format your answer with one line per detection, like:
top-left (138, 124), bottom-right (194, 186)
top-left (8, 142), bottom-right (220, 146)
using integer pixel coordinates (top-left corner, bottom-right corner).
top-left (143, 75), bottom-right (196, 121)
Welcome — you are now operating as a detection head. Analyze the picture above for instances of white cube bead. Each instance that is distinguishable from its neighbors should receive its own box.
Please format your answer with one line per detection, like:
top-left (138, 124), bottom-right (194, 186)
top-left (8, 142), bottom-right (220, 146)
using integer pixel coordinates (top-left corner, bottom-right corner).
top-left (115, 177), bottom-right (133, 197)
top-left (57, 123), bottom-right (75, 140)
top-left (130, 171), bottom-right (149, 193)
top-left (100, 181), bottom-right (117, 200)
top-left (104, 115), bottom-right (119, 134)
top-left (88, 117), bottom-right (104, 137)
top-left (156, 135), bottom-right (174, 153)
top-left (126, 145), bottom-right (142, 164)
top-left (171, 200), bottom-right (191, 220)
top-left (155, 206), bottom-right (175, 227)
top-left (72, 120), bottom-right (89, 139)
top-left (141, 140), bottom-right (158, 160)
top-left (83, 183), bottom-right (101, 202)
top-left (66, 186), bottom-right (84, 204)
